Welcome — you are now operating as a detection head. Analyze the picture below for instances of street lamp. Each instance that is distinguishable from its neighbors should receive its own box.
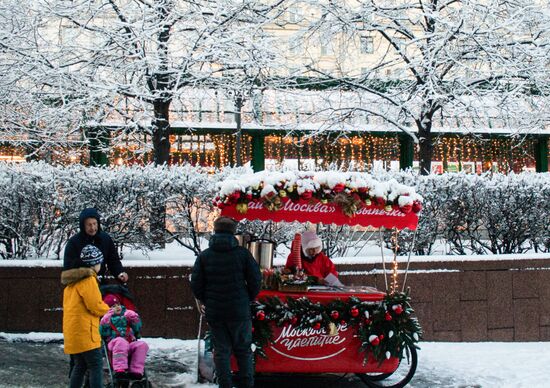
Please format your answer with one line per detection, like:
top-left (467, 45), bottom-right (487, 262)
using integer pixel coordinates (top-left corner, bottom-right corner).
top-left (234, 92), bottom-right (244, 166)
top-left (227, 89), bottom-right (250, 167)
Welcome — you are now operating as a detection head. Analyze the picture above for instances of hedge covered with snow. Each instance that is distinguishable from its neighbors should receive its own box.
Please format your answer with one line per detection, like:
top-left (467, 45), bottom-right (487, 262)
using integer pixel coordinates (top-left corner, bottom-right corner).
top-left (370, 171), bottom-right (550, 256)
top-left (0, 163), bottom-right (228, 259)
top-left (0, 163), bottom-right (549, 259)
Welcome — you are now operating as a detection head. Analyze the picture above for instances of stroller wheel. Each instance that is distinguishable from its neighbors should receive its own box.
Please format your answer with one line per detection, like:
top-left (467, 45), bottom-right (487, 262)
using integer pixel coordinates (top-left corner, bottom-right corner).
top-left (130, 381), bottom-right (152, 388)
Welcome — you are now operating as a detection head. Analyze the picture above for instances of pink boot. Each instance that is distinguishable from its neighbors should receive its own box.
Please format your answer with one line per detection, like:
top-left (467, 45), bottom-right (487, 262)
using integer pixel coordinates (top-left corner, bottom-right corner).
top-left (128, 340), bottom-right (149, 376)
top-left (108, 337), bottom-right (130, 372)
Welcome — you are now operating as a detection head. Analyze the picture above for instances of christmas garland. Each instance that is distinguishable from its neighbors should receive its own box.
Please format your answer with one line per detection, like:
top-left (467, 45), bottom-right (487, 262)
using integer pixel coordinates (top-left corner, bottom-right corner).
top-left (251, 291), bottom-right (422, 363)
top-left (215, 171), bottom-right (423, 217)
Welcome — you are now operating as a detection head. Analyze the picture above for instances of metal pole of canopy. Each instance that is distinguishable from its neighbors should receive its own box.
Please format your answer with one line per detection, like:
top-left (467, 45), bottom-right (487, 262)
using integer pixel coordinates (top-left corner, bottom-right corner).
top-left (195, 298), bottom-right (204, 383)
top-left (353, 229), bottom-right (376, 257)
top-left (401, 228), bottom-right (418, 293)
top-left (378, 228), bottom-right (389, 292)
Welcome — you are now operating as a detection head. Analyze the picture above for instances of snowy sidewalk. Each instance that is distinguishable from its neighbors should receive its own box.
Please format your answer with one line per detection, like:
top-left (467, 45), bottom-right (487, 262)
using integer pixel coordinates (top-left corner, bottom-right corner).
top-left (0, 333), bottom-right (549, 387)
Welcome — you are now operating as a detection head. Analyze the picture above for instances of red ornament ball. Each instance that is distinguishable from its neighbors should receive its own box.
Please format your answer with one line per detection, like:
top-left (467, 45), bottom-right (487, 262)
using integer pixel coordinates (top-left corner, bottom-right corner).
top-left (256, 311), bottom-right (266, 321)
top-left (290, 316), bottom-right (298, 325)
top-left (379, 334), bottom-right (384, 340)
top-left (333, 183), bottom-right (346, 193)
top-left (350, 307), bottom-right (359, 317)
top-left (412, 201), bottom-right (423, 213)
top-left (374, 196), bottom-right (386, 207)
top-left (394, 305), bottom-right (404, 315)
top-left (312, 322), bottom-right (321, 330)
top-left (331, 310), bottom-right (340, 320)
top-left (370, 337), bottom-right (380, 346)
top-left (385, 312), bottom-right (392, 321)
top-left (340, 320), bottom-right (346, 325)
top-left (301, 190), bottom-right (313, 200)
top-left (400, 204), bottom-right (412, 214)
top-left (364, 318), bottom-right (371, 324)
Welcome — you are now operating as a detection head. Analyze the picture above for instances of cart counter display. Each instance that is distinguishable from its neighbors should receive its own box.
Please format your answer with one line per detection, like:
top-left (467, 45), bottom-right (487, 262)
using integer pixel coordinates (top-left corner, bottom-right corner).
top-left (206, 170), bottom-right (423, 387)
top-left (251, 287), bottom-right (398, 374)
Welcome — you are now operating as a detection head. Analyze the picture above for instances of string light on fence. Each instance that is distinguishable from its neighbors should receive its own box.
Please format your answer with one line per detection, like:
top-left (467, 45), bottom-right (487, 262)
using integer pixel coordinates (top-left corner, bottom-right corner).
top-left (390, 228), bottom-right (400, 294)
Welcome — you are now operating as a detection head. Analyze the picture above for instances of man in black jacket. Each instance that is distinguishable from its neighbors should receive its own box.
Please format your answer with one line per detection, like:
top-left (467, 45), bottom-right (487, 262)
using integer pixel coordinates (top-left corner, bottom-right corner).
top-left (63, 208), bottom-right (128, 283)
top-left (191, 217), bottom-right (261, 388)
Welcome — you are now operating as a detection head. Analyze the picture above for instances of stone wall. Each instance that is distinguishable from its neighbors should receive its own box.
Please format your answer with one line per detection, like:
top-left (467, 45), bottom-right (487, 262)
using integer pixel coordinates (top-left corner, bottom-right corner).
top-left (1, 258), bottom-right (550, 341)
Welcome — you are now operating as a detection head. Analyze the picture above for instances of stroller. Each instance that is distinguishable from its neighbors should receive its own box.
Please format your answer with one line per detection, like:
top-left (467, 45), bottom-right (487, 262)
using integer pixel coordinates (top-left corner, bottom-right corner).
top-left (100, 284), bottom-right (152, 388)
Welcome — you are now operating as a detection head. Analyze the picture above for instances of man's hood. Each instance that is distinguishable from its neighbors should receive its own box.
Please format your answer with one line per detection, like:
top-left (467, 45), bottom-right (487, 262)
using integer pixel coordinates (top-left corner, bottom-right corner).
top-left (79, 208), bottom-right (102, 234)
top-left (208, 233), bottom-right (239, 251)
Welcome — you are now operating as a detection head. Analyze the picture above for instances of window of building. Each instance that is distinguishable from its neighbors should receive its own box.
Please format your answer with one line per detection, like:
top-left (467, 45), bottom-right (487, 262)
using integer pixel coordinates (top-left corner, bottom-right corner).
top-left (360, 36), bottom-right (374, 54)
top-left (289, 38), bottom-right (302, 55)
top-left (288, 7), bottom-right (303, 23)
top-left (321, 42), bottom-right (331, 55)
top-left (394, 37), bottom-right (407, 51)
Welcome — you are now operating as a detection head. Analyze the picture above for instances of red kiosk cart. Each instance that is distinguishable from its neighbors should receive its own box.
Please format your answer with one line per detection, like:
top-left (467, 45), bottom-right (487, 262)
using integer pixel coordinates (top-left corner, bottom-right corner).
top-left (207, 171), bottom-right (423, 388)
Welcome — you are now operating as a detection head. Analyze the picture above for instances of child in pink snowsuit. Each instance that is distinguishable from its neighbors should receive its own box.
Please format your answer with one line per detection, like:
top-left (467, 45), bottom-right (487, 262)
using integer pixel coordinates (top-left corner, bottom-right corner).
top-left (100, 295), bottom-right (149, 379)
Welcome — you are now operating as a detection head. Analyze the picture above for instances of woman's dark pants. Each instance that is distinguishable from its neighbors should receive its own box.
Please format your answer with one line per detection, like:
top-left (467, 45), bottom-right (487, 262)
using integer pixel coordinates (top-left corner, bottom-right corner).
top-left (69, 348), bottom-right (103, 388)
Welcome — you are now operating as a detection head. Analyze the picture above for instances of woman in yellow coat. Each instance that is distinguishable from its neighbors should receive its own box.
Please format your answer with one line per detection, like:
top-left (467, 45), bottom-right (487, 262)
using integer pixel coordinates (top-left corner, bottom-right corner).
top-left (62, 244), bottom-right (109, 388)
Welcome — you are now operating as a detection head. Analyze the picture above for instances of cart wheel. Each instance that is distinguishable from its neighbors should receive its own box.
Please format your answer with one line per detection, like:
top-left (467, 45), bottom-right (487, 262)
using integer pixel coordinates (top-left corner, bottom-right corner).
top-left (356, 345), bottom-right (417, 388)
top-left (359, 372), bottom-right (393, 382)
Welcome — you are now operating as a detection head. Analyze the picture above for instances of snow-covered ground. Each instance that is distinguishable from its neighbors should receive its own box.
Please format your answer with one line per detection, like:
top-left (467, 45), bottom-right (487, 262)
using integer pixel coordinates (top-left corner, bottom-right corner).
top-left (1, 332), bottom-right (549, 387)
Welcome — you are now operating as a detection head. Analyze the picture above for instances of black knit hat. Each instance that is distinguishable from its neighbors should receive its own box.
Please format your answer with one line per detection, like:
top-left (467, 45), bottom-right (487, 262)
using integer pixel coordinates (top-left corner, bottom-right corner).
top-left (214, 216), bottom-right (238, 235)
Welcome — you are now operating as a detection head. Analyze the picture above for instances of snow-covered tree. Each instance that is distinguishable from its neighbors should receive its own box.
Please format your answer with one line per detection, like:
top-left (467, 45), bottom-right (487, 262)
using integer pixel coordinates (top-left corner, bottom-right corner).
top-left (294, 0), bottom-right (550, 174)
top-left (0, 0), bottom-right (287, 164)
top-left (0, 0), bottom-right (91, 160)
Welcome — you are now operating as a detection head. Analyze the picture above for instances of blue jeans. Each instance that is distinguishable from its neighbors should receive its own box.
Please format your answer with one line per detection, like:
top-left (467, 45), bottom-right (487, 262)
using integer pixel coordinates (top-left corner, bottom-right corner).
top-left (69, 348), bottom-right (103, 388)
top-left (209, 320), bottom-right (254, 388)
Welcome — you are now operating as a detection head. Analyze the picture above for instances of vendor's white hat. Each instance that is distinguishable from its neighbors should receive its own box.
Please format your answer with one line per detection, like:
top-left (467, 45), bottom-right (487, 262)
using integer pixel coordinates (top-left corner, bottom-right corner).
top-left (302, 231), bottom-right (322, 251)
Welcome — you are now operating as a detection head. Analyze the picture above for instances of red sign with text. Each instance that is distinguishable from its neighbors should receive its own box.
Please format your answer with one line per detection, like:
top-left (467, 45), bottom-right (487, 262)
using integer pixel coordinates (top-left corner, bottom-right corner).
top-left (221, 199), bottom-right (418, 230)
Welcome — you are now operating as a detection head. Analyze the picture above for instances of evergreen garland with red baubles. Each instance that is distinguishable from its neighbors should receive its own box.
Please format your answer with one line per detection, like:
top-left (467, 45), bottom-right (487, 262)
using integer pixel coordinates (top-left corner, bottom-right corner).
top-left (215, 171), bottom-right (423, 217)
top-left (251, 290), bottom-right (422, 362)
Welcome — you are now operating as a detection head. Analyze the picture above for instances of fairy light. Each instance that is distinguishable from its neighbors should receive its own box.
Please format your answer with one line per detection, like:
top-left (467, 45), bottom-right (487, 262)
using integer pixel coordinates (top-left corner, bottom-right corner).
top-left (0, 145), bottom-right (25, 162)
top-left (428, 135), bottom-right (536, 173)
top-left (339, 137), bottom-right (347, 166)
top-left (279, 135), bottom-right (285, 162)
top-left (350, 136), bottom-right (356, 164)
top-left (354, 136), bottom-right (365, 170)
top-left (64, 129), bottom-right (537, 170)
top-left (390, 228), bottom-right (400, 294)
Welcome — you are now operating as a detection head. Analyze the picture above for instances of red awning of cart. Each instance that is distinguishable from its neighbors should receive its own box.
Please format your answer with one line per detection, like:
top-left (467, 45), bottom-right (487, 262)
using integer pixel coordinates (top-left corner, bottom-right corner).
top-left (221, 199), bottom-right (419, 230)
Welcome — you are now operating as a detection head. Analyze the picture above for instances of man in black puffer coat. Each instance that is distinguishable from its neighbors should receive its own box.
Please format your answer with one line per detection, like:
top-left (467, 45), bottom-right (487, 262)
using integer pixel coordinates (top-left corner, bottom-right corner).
top-left (63, 208), bottom-right (128, 283)
top-left (191, 216), bottom-right (261, 388)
